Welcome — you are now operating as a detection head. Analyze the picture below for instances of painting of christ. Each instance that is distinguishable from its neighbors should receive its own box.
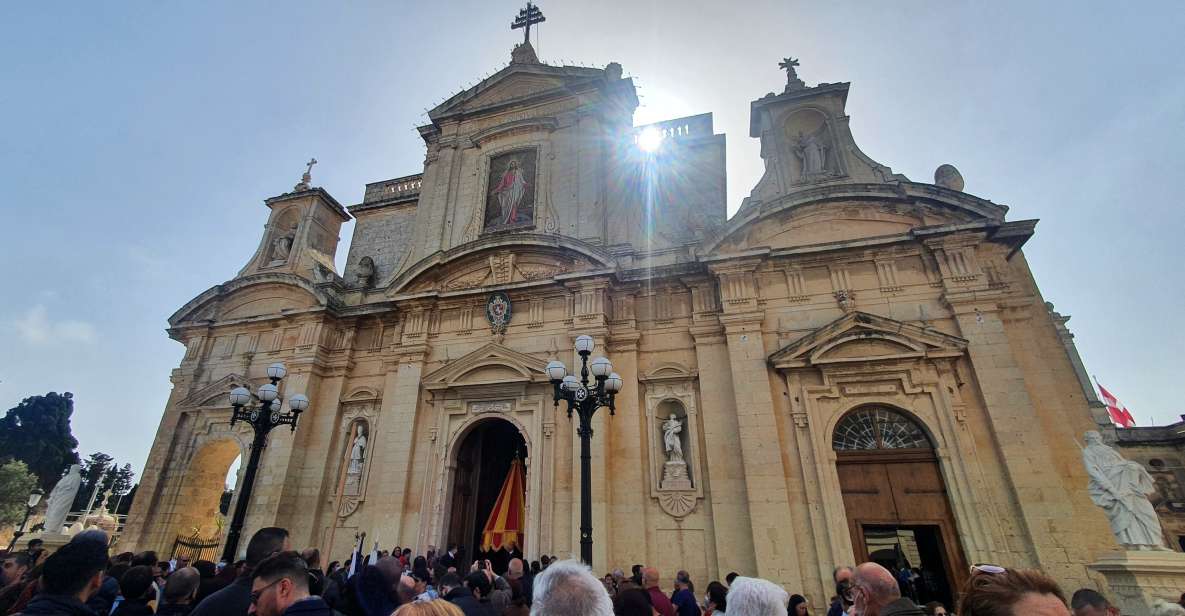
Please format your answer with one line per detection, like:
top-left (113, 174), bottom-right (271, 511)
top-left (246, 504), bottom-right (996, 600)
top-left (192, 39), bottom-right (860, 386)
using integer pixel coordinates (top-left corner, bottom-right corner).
top-left (484, 149), bottom-right (537, 232)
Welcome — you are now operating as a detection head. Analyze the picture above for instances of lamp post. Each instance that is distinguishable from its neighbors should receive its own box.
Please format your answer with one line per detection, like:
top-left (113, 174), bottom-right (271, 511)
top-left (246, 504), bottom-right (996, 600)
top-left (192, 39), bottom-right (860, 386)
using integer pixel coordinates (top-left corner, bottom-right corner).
top-left (7, 488), bottom-right (44, 551)
top-left (546, 335), bottom-right (623, 567)
top-left (220, 363), bottom-right (309, 563)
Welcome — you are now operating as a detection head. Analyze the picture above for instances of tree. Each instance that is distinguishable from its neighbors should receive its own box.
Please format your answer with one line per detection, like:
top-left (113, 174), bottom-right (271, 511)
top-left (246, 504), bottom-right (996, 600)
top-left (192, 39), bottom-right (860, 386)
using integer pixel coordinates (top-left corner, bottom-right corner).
top-left (115, 483), bottom-right (137, 516)
top-left (0, 392), bottom-right (79, 492)
top-left (73, 452), bottom-right (113, 511)
top-left (0, 460), bottom-right (39, 528)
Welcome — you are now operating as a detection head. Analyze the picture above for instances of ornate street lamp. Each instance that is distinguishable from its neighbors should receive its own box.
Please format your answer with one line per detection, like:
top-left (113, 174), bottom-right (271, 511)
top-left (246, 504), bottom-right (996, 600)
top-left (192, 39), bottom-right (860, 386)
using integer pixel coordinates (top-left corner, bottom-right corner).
top-left (547, 334), bottom-right (623, 567)
top-left (221, 363), bottom-right (309, 563)
top-left (7, 487), bottom-right (44, 551)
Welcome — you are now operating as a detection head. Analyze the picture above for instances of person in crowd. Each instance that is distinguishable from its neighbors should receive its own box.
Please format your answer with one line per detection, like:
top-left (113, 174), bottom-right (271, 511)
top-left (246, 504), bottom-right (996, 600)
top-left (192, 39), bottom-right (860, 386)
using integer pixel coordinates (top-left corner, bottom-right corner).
top-left (158, 567), bottom-right (201, 616)
top-left (629, 566), bottom-right (644, 588)
top-left (298, 550), bottom-right (324, 598)
top-left (192, 562), bottom-right (223, 604)
top-left (0, 552), bottom-right (34, 614)
top-left (353, 561), bottom-right (397, 616)
top-left (192, 527), bottom-right (291, 616)
top-left (703, 582), bottom-right (727, 616)
top-left (670, 571), bottom-right (699, 616)
top-left (112, 566), bottom-right (156, 616)
top-left (247, 552), bottom-right (330, 616)
top-left (1152, 600), bottom-right (1185, 616)
top-left (789, 594), bottom-right (809, 616)
top-left (393, 575), bottom-right (417, 606)
top-left (639, 568), bottom-right (674, 616)
top-left (102, 563), bottom-right (132, 616)
top-left (957, 566), bottom-right (1069, 616)
top-left (529, 559), bottom-right (612, 616)
top-left (528, 562), bottom-right (540, 578)
top-left (439, 573), bottom-right (486, 616)
top-left (486, 574), bottom-right (510, 616)
top-left (849, 563), bottom-right (923, 616)
top-left (1069, 589), bottom-right (1118, 616)
top-left (505, 559), bottom-right (530, 607)
top-left (392, 600), bottom-right (464, 616)
top-left (16, 531), bottom-right (109, 616)
top-left (724, 573), bottom-right (739, 588)
top-left (828, 567), bottom-right (853, 616)
top-left (921, 602), bottom-right (947, 616)
top-left (538, 557), bottom-right (550, 573)
top-left (724, 577), bottom-right (787, 616)
top-left (438, 547), bottom-right (458, 576)
top-left (613, 587), bottom-right (655, 616)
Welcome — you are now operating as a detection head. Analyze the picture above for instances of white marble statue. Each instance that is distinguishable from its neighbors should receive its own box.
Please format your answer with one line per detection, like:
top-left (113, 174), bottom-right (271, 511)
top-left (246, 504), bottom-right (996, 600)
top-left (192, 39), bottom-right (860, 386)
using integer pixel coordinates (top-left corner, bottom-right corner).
top-left (44, 463), bottom-right (82, 534)
top-left (348, 426), bottom-right (367, 476)
top-left (662, 414), bottom-right (684, 462)
top-left (1082, 431), bottom-right (1166, 549)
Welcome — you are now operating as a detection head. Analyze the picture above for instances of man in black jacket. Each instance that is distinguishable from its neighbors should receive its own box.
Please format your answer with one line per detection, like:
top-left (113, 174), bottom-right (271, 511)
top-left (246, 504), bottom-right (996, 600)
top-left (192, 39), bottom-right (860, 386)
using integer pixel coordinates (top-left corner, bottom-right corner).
top-left (111, 567), bottom-right (155, 616)
top-left (17, 532), bottom-right (109, 616)
top-left (247, 552), bottom-right (331, 616)
top-left (157, 567), bottom-right (201, 616)
top-left (191, 527), bottom-right (290, 616)
top-left (441, 573), bottom-right (492, 616)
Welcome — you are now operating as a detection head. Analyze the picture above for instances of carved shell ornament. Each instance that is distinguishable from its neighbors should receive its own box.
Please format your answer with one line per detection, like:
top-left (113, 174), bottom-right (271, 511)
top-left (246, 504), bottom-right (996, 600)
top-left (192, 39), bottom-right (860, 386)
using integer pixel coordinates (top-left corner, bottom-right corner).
top-left (659, 492), bottom-right (697, 518)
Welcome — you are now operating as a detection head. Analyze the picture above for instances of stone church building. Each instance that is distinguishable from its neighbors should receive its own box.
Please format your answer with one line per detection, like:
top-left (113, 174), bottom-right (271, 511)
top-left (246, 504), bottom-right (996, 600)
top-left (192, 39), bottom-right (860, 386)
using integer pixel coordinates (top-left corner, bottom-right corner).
top-left (122, 41), bottom-right (1124, 604)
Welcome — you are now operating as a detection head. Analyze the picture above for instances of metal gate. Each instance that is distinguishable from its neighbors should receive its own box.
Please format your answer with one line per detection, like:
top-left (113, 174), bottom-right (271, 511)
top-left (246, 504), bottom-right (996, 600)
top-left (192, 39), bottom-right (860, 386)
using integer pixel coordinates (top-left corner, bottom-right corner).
top-left (171, 531), bottom-right (221, 563)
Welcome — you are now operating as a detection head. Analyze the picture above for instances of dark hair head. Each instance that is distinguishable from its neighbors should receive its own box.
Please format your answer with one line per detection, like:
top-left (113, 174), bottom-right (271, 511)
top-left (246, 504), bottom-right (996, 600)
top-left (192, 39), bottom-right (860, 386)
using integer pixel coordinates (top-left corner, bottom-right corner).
top-left (1070, 588), bottom-right (1110, 610)
top-left (614, 587), bottom-right (654, 616)
top-left (530, 561), bottom-right (540, 573)
top-left (790, 594), bottom-right (807, 611)
top-left (106, 563), bottom-right (130, 582)
top-left (119, 566), bottom-right (156, 600)
top-left (131, 551), bottom-right (157, 568)
top-left (923, 602), bottom-right (947, 616)
top-left (439, 573), bottom-right (461, 591)
top-left (27, 539), bottom-right (44, 549)
top-left (5, 552), bottom-right (32, 569)
top-left (193, 560), bottom-right (216, 578)
top-left (464, 571), bottom-right (491, 598)
top-left (245, 527), bottom-right (290, 567)
top-left (959, 568), bottom-right (1067, 616)
top-left (402, 549), bottom-right (411, 556)
top-left (725, 571), bottom-right (739, 585)
top-left (706, 581), bottom-right (727, 611)
top-left (251, 551), bottom-right (308, 591)
top-left (631, 564), bottom-right (642, 575)
top-left (41, 539), bottom-right (108, 596)
top-left (300, 548), bottom-right (320, 568)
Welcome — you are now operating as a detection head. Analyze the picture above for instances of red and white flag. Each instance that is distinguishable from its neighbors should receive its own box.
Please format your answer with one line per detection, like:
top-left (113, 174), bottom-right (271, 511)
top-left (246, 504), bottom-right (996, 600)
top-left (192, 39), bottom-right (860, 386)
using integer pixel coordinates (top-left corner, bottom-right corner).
top-left (1097, 381), bottom-right (1136, 428)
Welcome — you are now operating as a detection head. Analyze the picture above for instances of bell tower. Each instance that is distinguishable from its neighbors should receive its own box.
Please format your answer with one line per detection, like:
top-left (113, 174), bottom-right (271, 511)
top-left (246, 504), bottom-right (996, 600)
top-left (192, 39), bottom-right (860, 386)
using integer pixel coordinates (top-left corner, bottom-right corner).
top-left (238, 159), bottom-right (351, 281)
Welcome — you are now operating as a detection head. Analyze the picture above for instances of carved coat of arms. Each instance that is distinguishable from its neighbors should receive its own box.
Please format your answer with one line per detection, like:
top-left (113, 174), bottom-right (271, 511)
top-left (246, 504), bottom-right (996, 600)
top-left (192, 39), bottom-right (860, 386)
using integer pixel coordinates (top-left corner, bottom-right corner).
top-left (486, 292), bottom-right (513, 333)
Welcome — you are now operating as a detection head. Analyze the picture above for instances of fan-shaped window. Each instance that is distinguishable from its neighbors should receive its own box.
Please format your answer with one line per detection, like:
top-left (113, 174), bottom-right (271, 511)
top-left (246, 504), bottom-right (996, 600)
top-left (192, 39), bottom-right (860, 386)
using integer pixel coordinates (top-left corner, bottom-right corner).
top-left (833, 406), bottom-right (932, 451)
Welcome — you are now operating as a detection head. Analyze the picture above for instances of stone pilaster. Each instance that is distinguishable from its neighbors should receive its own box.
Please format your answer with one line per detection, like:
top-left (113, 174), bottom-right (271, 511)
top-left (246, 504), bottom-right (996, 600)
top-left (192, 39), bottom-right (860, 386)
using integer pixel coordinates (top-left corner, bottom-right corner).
top-left (606, 329), bottom-right (648, 570)
top-left (367, 345), bottom-right (428, 547)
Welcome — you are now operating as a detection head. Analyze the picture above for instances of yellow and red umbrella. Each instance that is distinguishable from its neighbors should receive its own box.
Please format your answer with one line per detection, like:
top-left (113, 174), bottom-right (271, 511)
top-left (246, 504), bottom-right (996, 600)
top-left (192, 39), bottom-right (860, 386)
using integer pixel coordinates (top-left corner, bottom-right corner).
top-left (481, 458), bottom-right (526, 552)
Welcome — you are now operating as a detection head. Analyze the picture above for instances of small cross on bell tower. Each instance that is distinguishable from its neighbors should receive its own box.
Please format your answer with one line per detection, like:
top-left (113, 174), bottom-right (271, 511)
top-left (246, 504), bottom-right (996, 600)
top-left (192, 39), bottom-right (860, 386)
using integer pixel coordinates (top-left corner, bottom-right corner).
top-left (779, 57), bottom-right (806, 92)
top-left (295, 158), bottom-right (317, 191)
top-left (510, 2), bottom-right (545, 64)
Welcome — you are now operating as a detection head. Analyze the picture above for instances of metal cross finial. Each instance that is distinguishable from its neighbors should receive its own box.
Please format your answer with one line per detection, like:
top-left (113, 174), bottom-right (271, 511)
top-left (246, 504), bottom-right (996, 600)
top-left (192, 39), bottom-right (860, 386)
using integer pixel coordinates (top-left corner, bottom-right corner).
top-left (511, 2), bottom-right (546, 45)
top-left (779, 57), bottom-right (806, 91)
top-left (779, 57), bottom-right (800, 75)
top-left (306, 158), bottom-right (317, 175)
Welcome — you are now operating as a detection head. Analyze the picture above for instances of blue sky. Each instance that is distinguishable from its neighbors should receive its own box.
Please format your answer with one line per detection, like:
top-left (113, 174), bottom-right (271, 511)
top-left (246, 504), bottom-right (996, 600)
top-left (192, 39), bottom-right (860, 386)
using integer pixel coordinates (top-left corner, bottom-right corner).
top-left (2, 1), bottom-right (1183, 477)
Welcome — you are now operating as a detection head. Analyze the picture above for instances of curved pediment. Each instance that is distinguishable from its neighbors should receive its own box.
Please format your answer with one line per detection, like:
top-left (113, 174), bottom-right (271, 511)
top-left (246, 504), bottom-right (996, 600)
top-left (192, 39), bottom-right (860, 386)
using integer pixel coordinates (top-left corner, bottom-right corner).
top-left (707, 182), bottom-right (1009, 255)
top-left (770, 311), bottom-right (966, 369)
top-left (421, 343), bottom-right (550, 391)
top-left (177, 373), bottom-right (247, 409)
top-left (169, 273), bottom-right (333, 328)
top-left (385, 234), bottom-right (614, 296)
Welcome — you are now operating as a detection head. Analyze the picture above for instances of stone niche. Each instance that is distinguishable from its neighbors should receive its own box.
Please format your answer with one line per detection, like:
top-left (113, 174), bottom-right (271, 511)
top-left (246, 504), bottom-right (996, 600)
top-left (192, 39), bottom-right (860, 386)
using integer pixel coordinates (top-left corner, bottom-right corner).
top-left (642, 364), bottom-right (704, 518)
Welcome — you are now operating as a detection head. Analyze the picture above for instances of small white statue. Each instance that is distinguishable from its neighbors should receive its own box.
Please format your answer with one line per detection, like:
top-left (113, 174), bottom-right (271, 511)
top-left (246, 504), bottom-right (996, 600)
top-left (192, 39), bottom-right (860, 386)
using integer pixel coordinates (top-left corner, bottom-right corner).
top-left (348, 426), bottom-right (367, 476)
top-left (1082, 431), bottom-right (1166, 549)
top-left (44, 464), bottom-right (82, 534)
top-left (662, 414), bottom-right (684, 462)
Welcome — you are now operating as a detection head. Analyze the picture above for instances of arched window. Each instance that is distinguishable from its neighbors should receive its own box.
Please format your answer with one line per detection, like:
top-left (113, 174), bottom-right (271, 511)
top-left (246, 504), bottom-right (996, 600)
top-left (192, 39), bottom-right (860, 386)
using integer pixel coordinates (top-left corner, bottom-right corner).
top-left (833, 406), bottom-right (932, 451)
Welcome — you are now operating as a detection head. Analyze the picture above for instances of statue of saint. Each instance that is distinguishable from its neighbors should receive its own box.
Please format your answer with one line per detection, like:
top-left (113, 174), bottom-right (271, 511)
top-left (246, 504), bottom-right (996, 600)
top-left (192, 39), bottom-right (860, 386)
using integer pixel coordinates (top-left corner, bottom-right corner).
top-left (271, 225), bottom-right (296, 263)
top-left (1082, 431), bottom-right (1166, 549)
top-left (348, 425), bottom-right (367, 476)
top-left (356, 256), bottom-right (375, 288)
top-left (794, 132), bottom-right (828, 176)
top-left (662, 414), bottom-right (684, 462)
top-left (44, 464), bottom-right (82, 534)
top-left (492, 158), bottom-right (529, 225)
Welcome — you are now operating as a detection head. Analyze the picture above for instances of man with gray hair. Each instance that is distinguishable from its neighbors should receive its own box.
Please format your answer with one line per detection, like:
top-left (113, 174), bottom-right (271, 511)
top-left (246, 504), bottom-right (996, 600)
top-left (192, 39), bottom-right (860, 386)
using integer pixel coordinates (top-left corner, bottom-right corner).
top-left (726, 576), bottom-right (788, 616)
top-left (530, 559), bottom-right (613, 616)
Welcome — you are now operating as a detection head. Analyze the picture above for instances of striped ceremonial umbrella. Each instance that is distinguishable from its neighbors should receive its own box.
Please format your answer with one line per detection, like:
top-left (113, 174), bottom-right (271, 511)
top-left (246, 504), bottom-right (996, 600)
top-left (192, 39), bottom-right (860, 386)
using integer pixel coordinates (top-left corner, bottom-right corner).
top-left (481, 458), bottom-right (526, 552)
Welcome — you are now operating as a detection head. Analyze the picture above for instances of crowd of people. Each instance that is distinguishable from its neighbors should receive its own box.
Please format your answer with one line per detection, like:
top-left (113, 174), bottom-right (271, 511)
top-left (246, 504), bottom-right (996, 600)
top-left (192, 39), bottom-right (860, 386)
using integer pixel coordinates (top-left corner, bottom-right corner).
top-left (4, 528), bottom-right (1185, 616)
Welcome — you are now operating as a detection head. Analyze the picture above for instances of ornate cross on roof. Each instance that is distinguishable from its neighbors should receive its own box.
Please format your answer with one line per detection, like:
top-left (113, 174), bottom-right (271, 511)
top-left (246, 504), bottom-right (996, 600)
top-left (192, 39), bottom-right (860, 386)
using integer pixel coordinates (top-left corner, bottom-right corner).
top-left (511, 2), bottom-right (546, 45)
top-left (295, 157), bottom-right (317, 191)
top-left (779, 57), bottom-right (806, 92)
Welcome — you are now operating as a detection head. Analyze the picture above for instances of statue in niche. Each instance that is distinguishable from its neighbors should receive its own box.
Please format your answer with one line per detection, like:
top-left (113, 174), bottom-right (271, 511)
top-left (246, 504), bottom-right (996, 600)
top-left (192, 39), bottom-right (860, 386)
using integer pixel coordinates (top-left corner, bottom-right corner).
top-left (44, 464), bottom-right (82, 534)
top-left (662, 414), bottom-right (685, 462)
top-left (344, 423), bottom-right (367, 496)
top-left (270, 224), bottom-right (297, 265)
top-left (356, 257), bottom-right (375, 288)
top-left (1082, 431), bottom-right (1166, 549)
top-left (794, 131), bottom-right (829, 176)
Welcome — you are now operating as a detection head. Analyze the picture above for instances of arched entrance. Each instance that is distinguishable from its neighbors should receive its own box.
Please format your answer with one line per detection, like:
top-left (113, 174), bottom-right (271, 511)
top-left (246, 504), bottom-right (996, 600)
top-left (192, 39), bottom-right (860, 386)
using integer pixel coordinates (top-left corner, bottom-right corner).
top-left (173, 439), bottom-right (243, 545)
top-left (445, 417), bottom-right (527, 573)
top-left (833, 406), bottom-right (967, 607)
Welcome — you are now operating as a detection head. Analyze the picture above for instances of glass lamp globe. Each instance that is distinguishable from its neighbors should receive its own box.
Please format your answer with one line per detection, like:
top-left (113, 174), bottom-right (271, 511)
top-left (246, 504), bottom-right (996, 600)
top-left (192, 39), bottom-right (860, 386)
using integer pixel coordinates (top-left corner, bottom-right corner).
top-left (267, 363), bottom-right (288, 380)
top-left (546, 360), bottom-right (567, 381)
top-left (229, 387), bottom-right (252, 407)
top-left (288, 394), bottom-right (310, 412)
top-left (27, 488), bottom-right (44, 508)
top-left (589, 356), bottom-right (612, 378)
top-left (562, 375), bottom-right (580, 392)
top-left (257, 383), bottom-right (279, 402)
top-left (574, 335), bottom-right (595, 354)
top-left (604, 372), bottom-right (623, 393)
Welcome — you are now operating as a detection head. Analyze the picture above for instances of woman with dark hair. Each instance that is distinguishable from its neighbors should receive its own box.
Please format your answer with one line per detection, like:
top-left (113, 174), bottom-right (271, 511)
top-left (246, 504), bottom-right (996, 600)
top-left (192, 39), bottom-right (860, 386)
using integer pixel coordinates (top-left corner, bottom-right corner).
top-left (704, 582), bottom-right (727, 616)
top-left (789, 594), bottom-right (810, 615)
top-left (615, 586), bottom-right (658, 616)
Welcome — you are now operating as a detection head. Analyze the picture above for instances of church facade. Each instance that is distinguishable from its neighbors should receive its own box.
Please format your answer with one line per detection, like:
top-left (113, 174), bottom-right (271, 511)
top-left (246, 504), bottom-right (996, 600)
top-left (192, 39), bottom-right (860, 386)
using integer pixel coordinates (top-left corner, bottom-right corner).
top-left (121, 41), bottom-right (1124, 603)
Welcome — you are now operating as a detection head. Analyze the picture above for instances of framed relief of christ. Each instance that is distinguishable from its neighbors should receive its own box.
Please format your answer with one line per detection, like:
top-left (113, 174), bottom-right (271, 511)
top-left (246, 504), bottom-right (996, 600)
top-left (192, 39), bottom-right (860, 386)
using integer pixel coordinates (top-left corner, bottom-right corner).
top-left (484, 148), bottom-right (538, 232)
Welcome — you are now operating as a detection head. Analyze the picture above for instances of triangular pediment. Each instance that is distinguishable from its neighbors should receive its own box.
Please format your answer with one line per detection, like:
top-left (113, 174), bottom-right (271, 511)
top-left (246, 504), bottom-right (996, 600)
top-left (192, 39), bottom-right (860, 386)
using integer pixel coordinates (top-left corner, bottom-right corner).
top-left (177, 373), bottom-right (248, 408)
top-left (421, 343), bottom-right (550, 391)
top-left (769, 311), bottom-right (966, 369)
top-left (428, 63), bottom-right (607, 120)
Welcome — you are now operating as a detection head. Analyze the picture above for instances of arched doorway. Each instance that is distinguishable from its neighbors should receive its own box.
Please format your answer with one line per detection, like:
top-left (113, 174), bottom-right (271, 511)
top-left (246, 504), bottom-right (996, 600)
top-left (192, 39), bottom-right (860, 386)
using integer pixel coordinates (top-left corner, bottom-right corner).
top-left (172, 439), bottom-right (242, 553)
top-left (446, 417), bottom-right (527, 573)
top-left (833, 406), bottom-right (967, 608)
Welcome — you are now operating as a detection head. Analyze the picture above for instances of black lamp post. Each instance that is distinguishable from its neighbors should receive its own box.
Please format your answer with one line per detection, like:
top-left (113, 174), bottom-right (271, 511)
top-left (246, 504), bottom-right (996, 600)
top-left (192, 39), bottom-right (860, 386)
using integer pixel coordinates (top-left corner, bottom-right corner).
top-left (547, 335), bottom-right (623, 568)
top-left (220, 362), bottom-right (309, 563)
top-left (7, 487), bottom-right (44, 551)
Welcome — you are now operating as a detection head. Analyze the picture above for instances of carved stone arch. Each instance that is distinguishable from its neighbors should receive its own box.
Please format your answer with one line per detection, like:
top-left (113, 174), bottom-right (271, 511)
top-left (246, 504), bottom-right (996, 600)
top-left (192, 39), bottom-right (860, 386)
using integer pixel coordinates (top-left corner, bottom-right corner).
top-left (169, 273), bottom-right (334, 327)
top-left (445, 413), bottom-right (534, 466)
top-left (342, 387), bottom-right (381, 402)
top-left (830, 403), bottom-right (936, 451)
